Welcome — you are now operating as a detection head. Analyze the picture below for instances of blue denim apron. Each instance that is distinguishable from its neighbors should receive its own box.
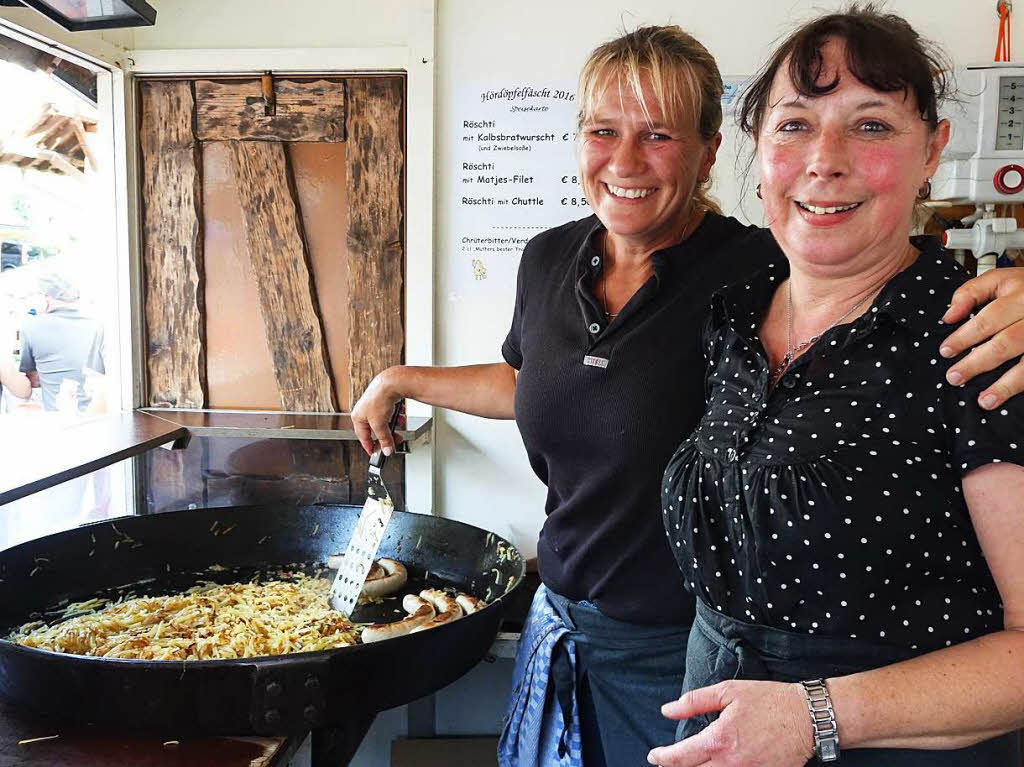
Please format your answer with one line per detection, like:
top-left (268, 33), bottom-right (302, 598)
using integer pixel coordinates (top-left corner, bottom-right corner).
top-left (499, 585), bottom-right (691, 767)
top-left (678, 599), bottom-right (1020, 765)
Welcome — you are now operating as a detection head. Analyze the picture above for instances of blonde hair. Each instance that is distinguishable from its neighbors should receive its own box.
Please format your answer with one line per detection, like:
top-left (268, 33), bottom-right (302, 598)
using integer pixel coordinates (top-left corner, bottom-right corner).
top-left (577, 25), bottom-right (724, 215)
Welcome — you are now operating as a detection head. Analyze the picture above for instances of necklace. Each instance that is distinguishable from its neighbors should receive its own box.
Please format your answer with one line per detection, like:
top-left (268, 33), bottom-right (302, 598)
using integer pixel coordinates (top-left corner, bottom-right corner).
top-left (602, 276), bottom-right (618, 319)
top-left (599, 236), bottom-right (619, 318)
top-left (768, 281), bottom-right (874, 388)
top-left (599, 211), bottom-right (704, 320)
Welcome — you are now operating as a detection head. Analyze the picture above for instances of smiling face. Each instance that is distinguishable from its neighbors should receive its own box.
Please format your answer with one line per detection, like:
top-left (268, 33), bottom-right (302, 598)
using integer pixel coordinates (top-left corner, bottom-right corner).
top-left (577, 74), bottom-right (720, 253)
top-left (757, 38), bottom-right (948, 277)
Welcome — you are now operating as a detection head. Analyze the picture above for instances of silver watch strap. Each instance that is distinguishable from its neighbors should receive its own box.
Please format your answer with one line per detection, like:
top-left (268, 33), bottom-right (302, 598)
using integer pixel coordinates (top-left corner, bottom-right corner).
top-left (801, 678), bottom-right (840, 762)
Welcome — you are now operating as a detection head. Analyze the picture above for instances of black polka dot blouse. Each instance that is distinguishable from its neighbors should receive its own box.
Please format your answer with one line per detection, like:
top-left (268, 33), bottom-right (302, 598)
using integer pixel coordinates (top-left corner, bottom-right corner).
top-left (662, 237), bottom-right (1024, 652)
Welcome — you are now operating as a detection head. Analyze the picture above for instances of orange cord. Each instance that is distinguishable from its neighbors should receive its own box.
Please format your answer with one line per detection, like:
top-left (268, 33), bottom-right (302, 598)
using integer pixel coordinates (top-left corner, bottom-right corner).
top-left (996, 4), bottom-right (1012, 62)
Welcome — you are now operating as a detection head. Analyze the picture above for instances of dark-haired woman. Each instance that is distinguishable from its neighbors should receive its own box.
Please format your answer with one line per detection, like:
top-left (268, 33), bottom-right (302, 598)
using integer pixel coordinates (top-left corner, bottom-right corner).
top-left (653, 7), bottom-right (1024, 767)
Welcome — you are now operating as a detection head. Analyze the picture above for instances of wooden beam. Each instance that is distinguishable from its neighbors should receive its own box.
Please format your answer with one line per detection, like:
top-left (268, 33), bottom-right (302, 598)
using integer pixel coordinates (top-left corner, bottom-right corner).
top-left (71, 118), bottom-right (97, 172)
top-left (345, 77), bottom-right (405, 403)
top-left (23, 109), bottom-right (57, 140)
top-left (139, 81), bottom-right (207, 408)
top-left (37, 149), bottom-right (83, 180)
top-left (228, 140), bottom-right (338, 412)
top-left (46, 123), bottom-right (76, 153)
top-left (195, 79), bottom-right (346, 142)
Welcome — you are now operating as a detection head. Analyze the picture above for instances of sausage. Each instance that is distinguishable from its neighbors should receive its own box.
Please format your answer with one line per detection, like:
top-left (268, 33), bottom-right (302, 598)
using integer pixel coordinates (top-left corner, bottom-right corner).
top-left (409, 589), bottom-right (463, 633)
top-left (360, 558), bottom-right (408, 598)
top-left (324, 556), bottom-right (407, 597)
top-left (455, 593), bottom-right (485, 615)
top-left (326, 553), bottom-right (382, 575)
top-left (360, 594), bottom-right (434, 643)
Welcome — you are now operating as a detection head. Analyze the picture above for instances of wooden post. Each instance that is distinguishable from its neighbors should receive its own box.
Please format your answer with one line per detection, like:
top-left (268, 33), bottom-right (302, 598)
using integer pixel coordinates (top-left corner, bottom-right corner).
top-left (345, 77), bottom-right (405, 403)
top-left (139, 81), bottom-right (207, 408)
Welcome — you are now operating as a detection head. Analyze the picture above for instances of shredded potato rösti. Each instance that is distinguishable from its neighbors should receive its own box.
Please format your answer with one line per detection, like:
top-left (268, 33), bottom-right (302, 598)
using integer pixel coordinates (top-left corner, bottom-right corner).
top-left (9, 574), bottom-right (359, 660)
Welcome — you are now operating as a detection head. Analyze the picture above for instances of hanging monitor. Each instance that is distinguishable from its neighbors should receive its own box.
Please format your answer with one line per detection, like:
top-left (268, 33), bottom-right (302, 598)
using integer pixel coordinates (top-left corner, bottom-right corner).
top-left (2, 0), bottom-right (156, 31)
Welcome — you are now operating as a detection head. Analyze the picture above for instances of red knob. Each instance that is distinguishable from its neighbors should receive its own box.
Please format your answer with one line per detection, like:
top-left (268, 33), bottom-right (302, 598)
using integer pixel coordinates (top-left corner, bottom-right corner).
top-left (994, 164), bottom-right (1024, 194)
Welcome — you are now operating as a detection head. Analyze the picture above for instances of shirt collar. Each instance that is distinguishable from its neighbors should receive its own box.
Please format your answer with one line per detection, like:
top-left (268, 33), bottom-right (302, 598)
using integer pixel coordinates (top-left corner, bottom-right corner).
top-left (574, 211), bottom-right (729, 287)
top-left (710, 258), bottom-right (781, 341)
top-left (712, 235), bottom-right (956, 342)
top-left (574, 216), bottom-right (669, 288)
top-left (869, 235), bottom-right (963, 338)
top-left (44, 305), bottom-right (84, 318)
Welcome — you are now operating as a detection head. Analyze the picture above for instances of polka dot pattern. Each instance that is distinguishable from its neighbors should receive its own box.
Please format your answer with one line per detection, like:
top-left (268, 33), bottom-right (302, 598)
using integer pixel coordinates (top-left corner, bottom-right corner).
top-left (662, 238), bottom-right (1024, 651)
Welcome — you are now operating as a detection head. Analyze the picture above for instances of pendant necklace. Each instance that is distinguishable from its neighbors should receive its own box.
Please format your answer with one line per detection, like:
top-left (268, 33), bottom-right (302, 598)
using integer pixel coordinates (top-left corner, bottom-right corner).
top-left (600, 236), bottom-right (618, 319)
top-left (768, 281), bottom-right (873, 389)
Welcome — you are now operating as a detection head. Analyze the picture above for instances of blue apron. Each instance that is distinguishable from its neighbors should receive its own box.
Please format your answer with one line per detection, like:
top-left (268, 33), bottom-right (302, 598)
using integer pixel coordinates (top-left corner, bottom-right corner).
top-left (499, 585), bottom-right (691, 767)
top-left (678, 599), bottom-right (1020, 765)
top-left (499, 585), bottom-right (582, 767)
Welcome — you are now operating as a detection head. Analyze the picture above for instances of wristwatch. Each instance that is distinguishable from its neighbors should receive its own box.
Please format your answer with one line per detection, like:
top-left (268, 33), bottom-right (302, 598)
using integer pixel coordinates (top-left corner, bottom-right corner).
top-left (800, 679), bottom-right (840, 762)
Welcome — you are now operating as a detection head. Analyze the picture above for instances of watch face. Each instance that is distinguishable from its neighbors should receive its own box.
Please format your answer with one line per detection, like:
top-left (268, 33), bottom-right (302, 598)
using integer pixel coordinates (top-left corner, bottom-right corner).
top-left (819, 740), bottom-right (840, 761)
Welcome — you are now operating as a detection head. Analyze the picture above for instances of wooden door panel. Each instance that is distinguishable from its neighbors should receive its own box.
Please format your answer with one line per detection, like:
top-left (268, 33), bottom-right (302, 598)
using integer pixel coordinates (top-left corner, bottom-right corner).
top-left (202, 140), bottom-right (281, 410)
top-left (228, 140), bottom-right (337, 412)
top-left (138, 74), bottom-right (406, 510)
top-left (289, 142), bottom-right (352, 411)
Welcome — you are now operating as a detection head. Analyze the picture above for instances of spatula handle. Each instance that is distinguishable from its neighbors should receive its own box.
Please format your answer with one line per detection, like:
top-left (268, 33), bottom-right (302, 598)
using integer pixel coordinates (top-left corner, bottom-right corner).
top-left (369, 402), bottom-right (402, 470)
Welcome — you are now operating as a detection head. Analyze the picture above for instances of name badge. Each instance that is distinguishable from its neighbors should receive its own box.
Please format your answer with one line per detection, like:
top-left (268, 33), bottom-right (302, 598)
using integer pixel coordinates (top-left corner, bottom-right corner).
top-left (583, 355), bottom-right (609, 369)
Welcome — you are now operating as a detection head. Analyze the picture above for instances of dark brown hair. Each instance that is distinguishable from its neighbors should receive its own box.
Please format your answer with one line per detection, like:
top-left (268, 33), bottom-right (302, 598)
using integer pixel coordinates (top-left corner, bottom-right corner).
top-left (738, 3), bottom-right (952, 138)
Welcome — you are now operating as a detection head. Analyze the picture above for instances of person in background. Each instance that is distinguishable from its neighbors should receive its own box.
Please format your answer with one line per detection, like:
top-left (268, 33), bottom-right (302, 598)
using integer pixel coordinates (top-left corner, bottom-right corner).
top-left (353, 24), bottom-right (1024, 767)
top-left (17, 271), bottom-right (110, 524)
top-left (654, 6), bottom-right (1024, 766)
top-left (19, 272), bottom-right (105, 412)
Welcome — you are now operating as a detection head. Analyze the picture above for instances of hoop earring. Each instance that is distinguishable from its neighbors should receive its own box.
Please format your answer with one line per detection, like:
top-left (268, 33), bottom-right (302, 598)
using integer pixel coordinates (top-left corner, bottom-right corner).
top-left (917, 180), bottom-right (932, 200)
top-left (755, 183), bottom-right (762, 200)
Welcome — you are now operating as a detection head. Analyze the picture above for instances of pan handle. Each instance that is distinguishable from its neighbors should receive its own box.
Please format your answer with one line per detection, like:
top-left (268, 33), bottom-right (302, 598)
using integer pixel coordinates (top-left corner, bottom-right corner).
top-left (248, 658), bottom-right (332, 733)
top-left (369, 402), bottom-right (402, 471)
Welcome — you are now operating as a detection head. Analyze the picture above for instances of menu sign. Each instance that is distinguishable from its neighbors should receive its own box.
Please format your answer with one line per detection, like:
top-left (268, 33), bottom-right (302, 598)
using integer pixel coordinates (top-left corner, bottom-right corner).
top-left (449, 82), bottom-right (582, 295)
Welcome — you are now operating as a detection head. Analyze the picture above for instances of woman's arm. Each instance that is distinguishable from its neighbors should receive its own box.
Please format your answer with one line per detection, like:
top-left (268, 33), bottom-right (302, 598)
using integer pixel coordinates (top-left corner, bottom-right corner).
top-left (0, 360), bottom-right (31, 399)
top-left (350, 363), bottom-right (517, 456)
top-left (941, 267), bottom-right (1024, 409)
top-left (649, 463), bottom-right (1024, 766)
top-left (827, 462), bottom-right (1024, 750)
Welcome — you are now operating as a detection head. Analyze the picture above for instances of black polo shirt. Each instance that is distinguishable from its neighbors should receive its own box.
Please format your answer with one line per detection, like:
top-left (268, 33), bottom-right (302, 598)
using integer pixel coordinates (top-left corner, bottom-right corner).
top-left (502, 213), bottom-right (782, 625)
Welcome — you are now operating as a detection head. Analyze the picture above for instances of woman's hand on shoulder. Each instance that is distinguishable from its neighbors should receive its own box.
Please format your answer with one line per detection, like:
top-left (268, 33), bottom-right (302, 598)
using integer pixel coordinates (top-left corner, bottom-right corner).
top-left (648, 680), bottom-right (814, 766)
top-left (940, 267), bottom-right (1024, 409)
top-left (351, 367), bottom-right (403, 456)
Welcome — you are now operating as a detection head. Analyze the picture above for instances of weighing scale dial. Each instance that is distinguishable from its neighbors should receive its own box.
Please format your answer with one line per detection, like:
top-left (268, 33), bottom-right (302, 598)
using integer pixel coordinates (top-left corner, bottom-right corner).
top-left (996, 75), bottom-right (1024, 151)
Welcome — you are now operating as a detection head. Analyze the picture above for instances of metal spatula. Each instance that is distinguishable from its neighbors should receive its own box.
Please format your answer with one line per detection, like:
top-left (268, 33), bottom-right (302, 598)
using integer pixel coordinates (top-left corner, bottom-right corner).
top-left (329, 404), bottom-right (401, 617)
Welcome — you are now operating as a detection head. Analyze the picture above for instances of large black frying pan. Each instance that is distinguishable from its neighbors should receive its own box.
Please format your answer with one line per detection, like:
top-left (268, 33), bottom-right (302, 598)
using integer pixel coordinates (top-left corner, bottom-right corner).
top-left (0, 504), bottom-right (524, 735)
